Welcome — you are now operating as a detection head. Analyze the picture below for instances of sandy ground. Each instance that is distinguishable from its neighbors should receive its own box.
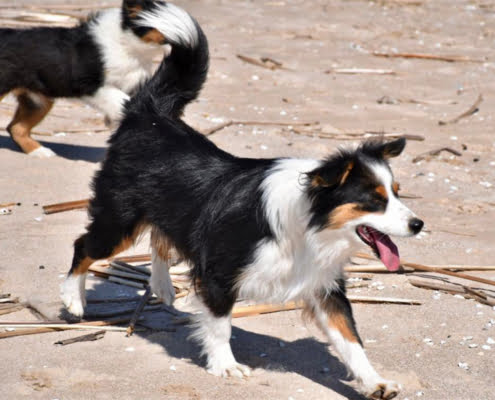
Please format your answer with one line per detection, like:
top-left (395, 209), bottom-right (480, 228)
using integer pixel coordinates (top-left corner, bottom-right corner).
top-left (1, 0), bottom-right (495, 399)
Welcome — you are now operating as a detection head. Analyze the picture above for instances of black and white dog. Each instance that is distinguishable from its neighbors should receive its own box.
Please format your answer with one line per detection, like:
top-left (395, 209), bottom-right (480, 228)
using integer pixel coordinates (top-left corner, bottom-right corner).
top-left (0, 0), bottom-right (184, 157)
top-left (61, 4), bottom-right (423, 399)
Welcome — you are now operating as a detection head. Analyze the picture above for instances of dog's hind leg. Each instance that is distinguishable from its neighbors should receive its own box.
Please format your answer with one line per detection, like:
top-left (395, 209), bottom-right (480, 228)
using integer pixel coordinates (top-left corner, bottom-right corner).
top-left (61, 218), bottom-right (147, 317)
top-left (7, 90), bottom-right (55, 157)
top-left (307, 280), bottom-right (401, 400)
top-left (149, 227), bottom-right (175, 305)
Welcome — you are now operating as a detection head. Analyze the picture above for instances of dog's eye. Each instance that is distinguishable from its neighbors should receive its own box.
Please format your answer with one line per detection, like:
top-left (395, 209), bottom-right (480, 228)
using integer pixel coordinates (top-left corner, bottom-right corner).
top-left (392, 182), bottom-right (400, 195)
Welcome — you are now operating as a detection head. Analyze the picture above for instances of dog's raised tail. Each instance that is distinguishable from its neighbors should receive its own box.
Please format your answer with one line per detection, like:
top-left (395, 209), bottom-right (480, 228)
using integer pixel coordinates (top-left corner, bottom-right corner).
top-left (129, 2), bottom-right (208, 119)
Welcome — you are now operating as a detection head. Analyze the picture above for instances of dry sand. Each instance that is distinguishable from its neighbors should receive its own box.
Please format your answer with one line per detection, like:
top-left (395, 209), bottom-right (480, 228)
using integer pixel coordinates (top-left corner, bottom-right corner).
top-left (1, 0), bottom-right (494, 399)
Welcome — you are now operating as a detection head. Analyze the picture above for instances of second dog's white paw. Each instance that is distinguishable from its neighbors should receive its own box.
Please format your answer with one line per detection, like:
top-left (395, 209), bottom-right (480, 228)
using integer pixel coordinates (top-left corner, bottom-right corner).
top-left (207, 362), bottom-right (251, 379)
top-left (29, 146), bottom-right (56, 158)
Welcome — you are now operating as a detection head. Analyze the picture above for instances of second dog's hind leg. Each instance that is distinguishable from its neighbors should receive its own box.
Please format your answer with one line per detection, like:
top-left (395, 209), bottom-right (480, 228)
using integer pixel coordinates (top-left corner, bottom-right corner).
top-left (7, 90), bottom-right (55, 157)
top-left (150, 227), bottom-right (175, 305)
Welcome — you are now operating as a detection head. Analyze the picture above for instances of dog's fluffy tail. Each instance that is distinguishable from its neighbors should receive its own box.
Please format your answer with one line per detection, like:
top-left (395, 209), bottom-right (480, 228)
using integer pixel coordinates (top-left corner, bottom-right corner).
top-left (127, 2), bottom-right (208, 119)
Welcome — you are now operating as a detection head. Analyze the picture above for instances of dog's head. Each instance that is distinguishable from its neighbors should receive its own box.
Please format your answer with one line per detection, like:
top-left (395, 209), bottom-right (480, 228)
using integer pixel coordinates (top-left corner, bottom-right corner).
top-left (306, 138), bottom-right (423, 271)
top-left (122, 0), bottom-right (168, 45)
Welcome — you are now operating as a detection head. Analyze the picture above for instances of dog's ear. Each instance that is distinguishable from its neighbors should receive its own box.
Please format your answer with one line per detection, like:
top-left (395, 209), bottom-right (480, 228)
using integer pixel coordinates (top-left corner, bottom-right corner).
top-left (307, 160), bottom-right (354, 189)
top-left (122, 0), bottom-right (148, 17)
top-left (381, 137), bottom-right (406, 159)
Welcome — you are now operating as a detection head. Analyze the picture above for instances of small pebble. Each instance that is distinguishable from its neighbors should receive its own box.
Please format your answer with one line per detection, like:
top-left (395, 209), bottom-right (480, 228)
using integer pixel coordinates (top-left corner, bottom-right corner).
top-left (34, 216), bottom-right (43, 222)
top-left (170, 365), bottom-right (177, 371)
top-left (416, 391), bottom-right (424, 397)
top-left (487, 337), bottom-right (495, 344)
top-left (463, 336), bottom-right (473, 341)
top-left (482, 345), bottom-right (491, 350)
top-left (124, 347), bottom-right (135, 352)
top-left (468, 343), bottom-right (478, 348)
top-left (382, 325), bottom-right (388, 330)
top-left (251, 75), bottom-right (259, 81)
top-left (454, 294), bottom-right (465, 299)
top-left (458, 362), bottom-right (469, 370)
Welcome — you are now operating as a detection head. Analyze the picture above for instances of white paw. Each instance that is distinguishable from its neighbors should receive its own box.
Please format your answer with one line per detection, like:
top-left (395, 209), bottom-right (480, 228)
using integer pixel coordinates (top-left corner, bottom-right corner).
top-left (28, 146), bottom-right (56, 158)
top-left (207, 362), bottom-right (251, 379)
top-left (150, 274), bottom-right (175, 305)
top-left (360, 379), bottom-right (402, 400)
top-left (60, 276), bottom-right (86, 317)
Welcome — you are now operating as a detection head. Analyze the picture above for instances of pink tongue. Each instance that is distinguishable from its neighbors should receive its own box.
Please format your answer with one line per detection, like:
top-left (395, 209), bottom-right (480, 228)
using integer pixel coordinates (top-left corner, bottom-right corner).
top-left (369, 230), bottom-right (400, 271)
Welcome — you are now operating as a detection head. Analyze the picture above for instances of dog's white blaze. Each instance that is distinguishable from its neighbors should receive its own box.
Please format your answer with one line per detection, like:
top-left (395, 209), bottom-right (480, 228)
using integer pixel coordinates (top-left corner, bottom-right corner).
top-left (190, 302), bottom-right (250, 377)
top-left (237, 159), bottom-right (356, 303)
top-left (357, 163), bottom-right (416, 237)
top-left (136, 3), bottom-right (199, 48)
top-left (89, 9), bottom-right (164, 94)
top-left (150, 247), bottom-right (175, 305)
top-left (60, 273), bottom-right (87, 317)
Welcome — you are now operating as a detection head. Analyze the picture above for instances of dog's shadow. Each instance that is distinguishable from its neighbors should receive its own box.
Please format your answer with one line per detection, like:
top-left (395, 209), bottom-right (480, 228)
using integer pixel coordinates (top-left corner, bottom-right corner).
top-left (149, 323), bottom-right (367, 399)
top-left (0, 134), bottom-right (106, 162)
top-left (78, 281), bottom-right (367, 400)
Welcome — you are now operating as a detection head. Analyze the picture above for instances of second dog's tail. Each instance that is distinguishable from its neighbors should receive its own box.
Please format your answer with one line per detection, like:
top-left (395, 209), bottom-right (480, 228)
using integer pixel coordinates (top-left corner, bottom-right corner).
top-left (128, 2), bottom-right (209, 119)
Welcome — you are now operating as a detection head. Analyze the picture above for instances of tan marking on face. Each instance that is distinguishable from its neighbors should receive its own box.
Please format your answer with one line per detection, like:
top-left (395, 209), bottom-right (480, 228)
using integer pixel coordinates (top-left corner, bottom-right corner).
top-left (392, 182), bottom-right (400, 196)
top-left (375, 185), bottom-right (388, 200)
top-left (339, 161), bottom-right (354, 185)
top-left (126, 5), bottom-right (142, 18)
top-left (141, 29), bottom-right (166, 44)
top-left (311, 175), bottom-right (327, 188)
top-left (328, 203), bottom-right (370, 229)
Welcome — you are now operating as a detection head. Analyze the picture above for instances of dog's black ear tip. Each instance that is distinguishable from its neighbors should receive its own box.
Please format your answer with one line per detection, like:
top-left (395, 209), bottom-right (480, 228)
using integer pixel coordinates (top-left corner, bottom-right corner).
top-left (382, 137), bottom-right (407, 159)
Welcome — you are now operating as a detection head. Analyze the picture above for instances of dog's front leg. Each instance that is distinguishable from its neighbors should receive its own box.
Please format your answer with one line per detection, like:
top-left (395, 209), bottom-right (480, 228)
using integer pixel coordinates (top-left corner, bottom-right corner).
top-left (308, 284), bottom-right (401, 400)
top-left (191, 300), bottom-right (251, 378)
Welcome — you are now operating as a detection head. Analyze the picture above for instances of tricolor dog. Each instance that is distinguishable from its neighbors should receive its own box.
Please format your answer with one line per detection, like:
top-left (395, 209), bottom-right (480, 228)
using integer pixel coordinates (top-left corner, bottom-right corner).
top-left (60, 3), bottom-right (423, 398)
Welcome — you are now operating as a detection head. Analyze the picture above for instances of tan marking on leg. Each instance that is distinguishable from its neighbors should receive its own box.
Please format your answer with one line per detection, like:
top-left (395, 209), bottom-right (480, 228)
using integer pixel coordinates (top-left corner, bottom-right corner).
top-left (141, 28), bottom-right (166, 44)
top-left (110, 221), bottom-right (148, 258)
top-left (7, 90), bottom-right (54, 154)
top-left (328, 203), bottom-right (371, 229)
top-left (328, 312), bottom-right (359, 343)
top-left (150, 226), bottom-right (170, 259)
top-left (392, 182), bottom-right (400, 196)
top-left (72, 256), bottom-right (95, 276)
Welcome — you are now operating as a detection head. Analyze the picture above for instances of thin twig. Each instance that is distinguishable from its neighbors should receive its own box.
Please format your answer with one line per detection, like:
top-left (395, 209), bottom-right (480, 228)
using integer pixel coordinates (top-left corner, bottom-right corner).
top-left (237, 54), bottom-right (289, 70)
top-left (438, 94), bottom-right (483, 125)
top-left (325, 68), bottom-right (396, 75)
top-left (357, 253), bottom-right (495, 287)
top-left (54, 330), bottom-right (106, 345)
top-left (412, 147), bottom-right (462, 163)
top-left (373, 51), bottom-right (483, 63)
top-left (42, 199), bottom-right (89, 214)
top-left (204, 119), bottom-right (318, 136)
top-left (126, 286), bottom-right (153, 336)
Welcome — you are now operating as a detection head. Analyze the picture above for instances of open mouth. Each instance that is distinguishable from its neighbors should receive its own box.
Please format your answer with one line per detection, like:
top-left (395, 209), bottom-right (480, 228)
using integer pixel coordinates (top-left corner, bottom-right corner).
top-left (356, 225), bottom-right (401, 271)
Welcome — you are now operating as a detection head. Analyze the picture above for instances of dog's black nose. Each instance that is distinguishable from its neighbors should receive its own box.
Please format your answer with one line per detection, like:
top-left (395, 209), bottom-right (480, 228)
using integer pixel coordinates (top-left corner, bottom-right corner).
top-left (408, 218), bottom-right (424, 234)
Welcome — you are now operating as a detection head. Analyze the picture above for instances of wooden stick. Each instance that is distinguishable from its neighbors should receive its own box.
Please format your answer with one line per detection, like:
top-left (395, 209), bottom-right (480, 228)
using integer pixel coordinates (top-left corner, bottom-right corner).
top-left (0, 304), bottom-right (24, 315)
top-left (412, 147), bottom-right (462, 163)
top-left (42, 199), bottom-right (89, 214)
top-left (373, 51), bottom-right (483, 63)
top-left (89, 265), bottom-right (149, 283)
top-left (204, 119), bottom-right (318, 136)
top-left (110, 260), bottom-right (150, 276)
top-left (345, 264), bottom-right (414, 273)
top-left (347, 295), bottom-right (421, 305)
top-left (356, 253), bottom-right (495, 287)
top-left (0, 317), bottom-right (136, 339)
top-left (438, 94), bottom-right (483, 125)
top-left (126, 286), bottom-right (152, 336)
top-left (107, 276), bottom-right (146, 289)
top-left (54, 330), bottom-right (106, 345)
top-left (111, 254), bottom-right (152, 264)
top-left (236, 54), bottom-right (289, 70)
top-left (325, 68), bottom-right (396, 75)
top-left (291, 128), bottom-right (425, 142)
top-left (0, 297), bottom-right (18, 304)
